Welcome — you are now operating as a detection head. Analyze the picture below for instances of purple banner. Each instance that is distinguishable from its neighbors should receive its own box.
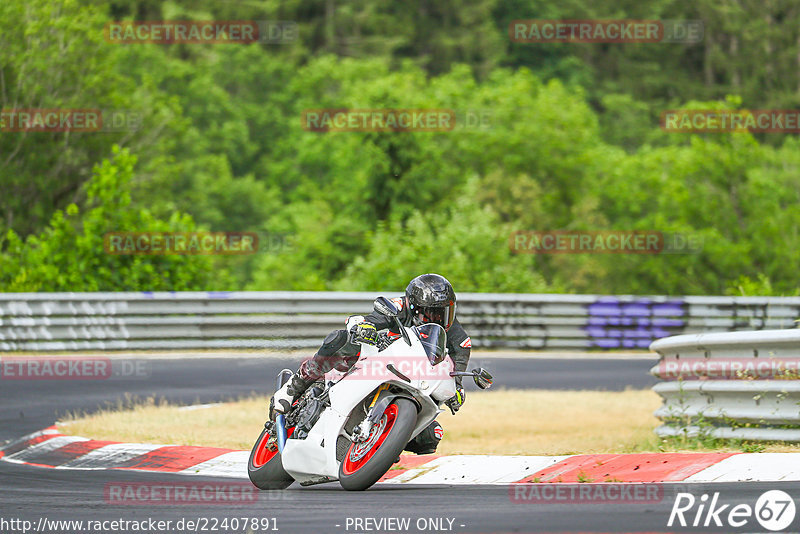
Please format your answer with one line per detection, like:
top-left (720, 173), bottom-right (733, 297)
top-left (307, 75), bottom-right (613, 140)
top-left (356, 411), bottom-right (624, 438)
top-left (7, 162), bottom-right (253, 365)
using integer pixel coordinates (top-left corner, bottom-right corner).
top-left (585, 297), bottom-right (686, 349)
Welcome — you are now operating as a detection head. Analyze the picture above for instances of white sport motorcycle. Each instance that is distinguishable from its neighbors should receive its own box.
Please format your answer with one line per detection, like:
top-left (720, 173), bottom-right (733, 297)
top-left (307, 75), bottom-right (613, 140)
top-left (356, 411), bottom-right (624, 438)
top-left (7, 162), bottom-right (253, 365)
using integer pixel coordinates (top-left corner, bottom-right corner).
top-left (247, 297), bottom-right (493, 491)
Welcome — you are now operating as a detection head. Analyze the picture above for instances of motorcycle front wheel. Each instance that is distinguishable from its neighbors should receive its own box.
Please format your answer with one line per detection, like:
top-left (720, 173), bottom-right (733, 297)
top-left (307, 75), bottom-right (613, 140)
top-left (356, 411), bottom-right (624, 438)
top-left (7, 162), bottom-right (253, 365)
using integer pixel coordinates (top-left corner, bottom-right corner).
top-left (338, 398), bottom-right (417, 491)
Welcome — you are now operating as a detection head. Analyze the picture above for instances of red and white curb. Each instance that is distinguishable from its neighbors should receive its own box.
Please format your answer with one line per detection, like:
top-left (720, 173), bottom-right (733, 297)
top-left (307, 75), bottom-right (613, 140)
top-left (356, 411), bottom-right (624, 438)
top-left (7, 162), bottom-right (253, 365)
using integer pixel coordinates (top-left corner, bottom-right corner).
top-left (3, 427), bottom-right (800, 484)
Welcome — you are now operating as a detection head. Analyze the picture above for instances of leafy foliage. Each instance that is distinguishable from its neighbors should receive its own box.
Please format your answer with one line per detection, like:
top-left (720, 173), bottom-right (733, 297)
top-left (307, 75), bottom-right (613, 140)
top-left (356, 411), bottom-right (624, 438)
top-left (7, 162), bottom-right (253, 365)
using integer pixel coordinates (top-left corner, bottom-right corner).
top-left (0, 147), bottom-right (228, 291)
top-left (0, 0), bottom-right (798, 296)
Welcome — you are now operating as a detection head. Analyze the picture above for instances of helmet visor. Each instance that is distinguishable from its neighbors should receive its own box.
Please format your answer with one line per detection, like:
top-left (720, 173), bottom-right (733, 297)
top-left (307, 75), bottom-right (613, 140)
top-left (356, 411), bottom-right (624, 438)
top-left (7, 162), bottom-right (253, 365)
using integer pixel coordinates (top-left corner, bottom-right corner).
top-left (419, 301), bottom-right (456, 331)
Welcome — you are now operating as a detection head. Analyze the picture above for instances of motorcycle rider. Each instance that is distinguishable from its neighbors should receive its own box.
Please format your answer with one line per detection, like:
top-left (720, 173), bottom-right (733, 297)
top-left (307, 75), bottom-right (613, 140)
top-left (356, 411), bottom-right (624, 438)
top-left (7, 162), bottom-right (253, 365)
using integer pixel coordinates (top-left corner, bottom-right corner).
top-left (270, 273), bottom-right (471, 454)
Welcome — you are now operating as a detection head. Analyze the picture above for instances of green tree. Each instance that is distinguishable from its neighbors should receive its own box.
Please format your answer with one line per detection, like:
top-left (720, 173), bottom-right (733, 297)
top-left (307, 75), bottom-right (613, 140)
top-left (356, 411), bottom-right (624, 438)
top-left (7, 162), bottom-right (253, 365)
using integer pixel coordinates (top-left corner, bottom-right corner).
top-left (0, 146), bottom-right (230, 291)
top-left (0, 0), bottom-right (175, 236)
top-left (331, 180), bottom-right (551, 293)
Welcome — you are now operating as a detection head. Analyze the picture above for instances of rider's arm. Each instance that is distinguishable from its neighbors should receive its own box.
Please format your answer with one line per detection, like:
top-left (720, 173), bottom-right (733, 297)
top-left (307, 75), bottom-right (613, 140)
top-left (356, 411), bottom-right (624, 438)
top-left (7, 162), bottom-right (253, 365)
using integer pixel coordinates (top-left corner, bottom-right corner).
top-left (360, 311), bottom-right (394, 331)
top-left (361, 296), bottom-right (406, 331)
top-left (446, 319), bottom-right (471, 381)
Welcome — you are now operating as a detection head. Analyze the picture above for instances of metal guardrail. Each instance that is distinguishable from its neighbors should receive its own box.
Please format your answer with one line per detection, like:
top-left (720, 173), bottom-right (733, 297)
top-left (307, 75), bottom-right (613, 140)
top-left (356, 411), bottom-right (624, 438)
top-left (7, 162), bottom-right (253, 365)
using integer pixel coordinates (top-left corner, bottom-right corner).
top-left (0, 292), bottom-right (798, 352)
top-left (650, 329), bottom-right (800, 442)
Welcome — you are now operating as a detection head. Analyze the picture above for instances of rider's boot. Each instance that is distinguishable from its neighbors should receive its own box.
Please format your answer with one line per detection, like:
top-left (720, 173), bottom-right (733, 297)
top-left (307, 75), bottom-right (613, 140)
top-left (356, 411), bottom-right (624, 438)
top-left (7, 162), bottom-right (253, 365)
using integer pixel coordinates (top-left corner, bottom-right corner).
top-left (269, 373), bottom-right (313, 418)
top-left (268, 328), bottom-right (353, 419)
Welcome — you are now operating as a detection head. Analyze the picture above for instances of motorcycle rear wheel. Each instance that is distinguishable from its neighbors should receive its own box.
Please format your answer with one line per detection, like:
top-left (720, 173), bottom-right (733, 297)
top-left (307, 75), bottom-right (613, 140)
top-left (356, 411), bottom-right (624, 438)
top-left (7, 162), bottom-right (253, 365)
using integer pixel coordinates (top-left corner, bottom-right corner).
top-left (338, 398), bottom-right (417, 491)
top-left (247, 425), bottom-right (295, 490)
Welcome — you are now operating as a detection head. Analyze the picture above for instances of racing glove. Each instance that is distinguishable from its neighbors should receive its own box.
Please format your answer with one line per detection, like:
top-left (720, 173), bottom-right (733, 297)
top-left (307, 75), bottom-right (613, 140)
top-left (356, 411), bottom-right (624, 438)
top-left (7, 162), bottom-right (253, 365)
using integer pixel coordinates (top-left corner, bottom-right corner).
top-left (445, 386), bottom-right (466, 414)
top-left (350, 321), bottom-right (379, 346)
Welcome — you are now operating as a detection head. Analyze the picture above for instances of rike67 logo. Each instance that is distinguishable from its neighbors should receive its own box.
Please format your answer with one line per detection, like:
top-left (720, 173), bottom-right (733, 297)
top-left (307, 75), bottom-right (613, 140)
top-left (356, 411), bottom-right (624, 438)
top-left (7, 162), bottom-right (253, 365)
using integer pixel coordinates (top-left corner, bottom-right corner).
top-left (668, 490), bottom-right (796, 531)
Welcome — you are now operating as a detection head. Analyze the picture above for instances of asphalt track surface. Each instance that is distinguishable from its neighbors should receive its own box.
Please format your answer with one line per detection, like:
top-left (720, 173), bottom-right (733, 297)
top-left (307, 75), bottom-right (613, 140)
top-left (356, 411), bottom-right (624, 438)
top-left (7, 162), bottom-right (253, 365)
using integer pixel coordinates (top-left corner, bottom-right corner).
top-left (3, 355), bottom-right (791, 533)
top-left (3, 461), bottom-right (798, 533)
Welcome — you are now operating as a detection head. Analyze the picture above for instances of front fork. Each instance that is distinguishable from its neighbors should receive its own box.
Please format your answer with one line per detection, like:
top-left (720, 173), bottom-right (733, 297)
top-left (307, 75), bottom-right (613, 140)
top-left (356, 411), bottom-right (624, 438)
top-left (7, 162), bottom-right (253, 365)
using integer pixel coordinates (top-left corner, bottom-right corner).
top-left (352, 384), bottom-right (390, 443)
top-left (275, 414), bottom-right (289, 452)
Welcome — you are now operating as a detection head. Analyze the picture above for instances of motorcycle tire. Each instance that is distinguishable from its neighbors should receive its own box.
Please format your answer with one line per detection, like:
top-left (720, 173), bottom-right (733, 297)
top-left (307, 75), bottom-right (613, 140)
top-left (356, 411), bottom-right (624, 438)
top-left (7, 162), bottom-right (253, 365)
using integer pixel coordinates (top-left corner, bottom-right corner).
top-left (338, 398), bottom-right (417, 491)
top-left (247, 425), bottom-right (295, 490)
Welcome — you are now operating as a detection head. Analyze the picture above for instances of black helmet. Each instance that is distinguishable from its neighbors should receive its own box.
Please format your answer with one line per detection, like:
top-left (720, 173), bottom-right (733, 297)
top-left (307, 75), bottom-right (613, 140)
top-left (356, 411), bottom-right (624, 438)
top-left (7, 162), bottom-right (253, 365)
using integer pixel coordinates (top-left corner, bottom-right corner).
top-left (404, 274), bottom-right (457, 331)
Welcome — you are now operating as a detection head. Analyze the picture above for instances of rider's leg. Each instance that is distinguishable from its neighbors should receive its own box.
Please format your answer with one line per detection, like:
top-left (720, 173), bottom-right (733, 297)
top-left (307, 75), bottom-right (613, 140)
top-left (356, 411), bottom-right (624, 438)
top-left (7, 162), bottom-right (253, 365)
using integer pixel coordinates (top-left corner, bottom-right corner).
top-left (403, 421), bottom-right (443, 455)
top-left (297, 328), bottom-right (357, 382)
top-left (271, 329), bottom-right (357, 415)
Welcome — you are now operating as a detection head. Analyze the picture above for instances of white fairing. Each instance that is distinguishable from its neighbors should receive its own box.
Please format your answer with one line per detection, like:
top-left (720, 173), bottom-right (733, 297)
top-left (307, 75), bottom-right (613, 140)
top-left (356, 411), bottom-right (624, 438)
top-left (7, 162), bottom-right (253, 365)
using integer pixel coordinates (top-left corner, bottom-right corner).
top-left (280, 326), bottom-right (456, 484)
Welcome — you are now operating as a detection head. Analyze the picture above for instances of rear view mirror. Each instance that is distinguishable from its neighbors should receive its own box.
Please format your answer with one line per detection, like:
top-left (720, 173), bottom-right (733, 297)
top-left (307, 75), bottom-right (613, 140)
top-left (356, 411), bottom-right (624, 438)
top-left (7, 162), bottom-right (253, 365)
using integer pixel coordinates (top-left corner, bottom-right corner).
top-left (473, 368), bottom-right (493, 389)
top-left (373, 296), bottom-right (399, 317)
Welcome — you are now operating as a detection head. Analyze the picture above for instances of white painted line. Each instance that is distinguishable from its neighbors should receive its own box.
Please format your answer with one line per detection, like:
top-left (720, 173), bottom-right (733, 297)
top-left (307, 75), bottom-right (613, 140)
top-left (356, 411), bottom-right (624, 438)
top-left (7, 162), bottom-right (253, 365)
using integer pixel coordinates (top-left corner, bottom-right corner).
top-left (177, 403), bottom-right (224, 411)
top-left (58, 443), bottom-right (163, 469)
top-left (7, 351), bottom-right (308, 361)
top-left (179, 451), bottom-right (250, 479)
top-left (4, 436), bottom-right (88, 463)
top-left (384, 455), bottom-right (573, 484)
top-left (7, 350), bottom-right (655, 361)
top-left (0, 427), bottom-right (60, 452)
top-left (473, 351), bottom-right (655, 361)
top-left (685, 453), bottom-right (800, 482)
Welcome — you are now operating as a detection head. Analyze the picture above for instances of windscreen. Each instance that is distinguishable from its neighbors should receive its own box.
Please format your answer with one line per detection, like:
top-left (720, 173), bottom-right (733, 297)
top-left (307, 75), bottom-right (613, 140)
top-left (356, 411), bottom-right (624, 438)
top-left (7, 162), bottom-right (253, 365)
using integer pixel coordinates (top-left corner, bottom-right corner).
top-left (413, 323), bottom-right (447, 365)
